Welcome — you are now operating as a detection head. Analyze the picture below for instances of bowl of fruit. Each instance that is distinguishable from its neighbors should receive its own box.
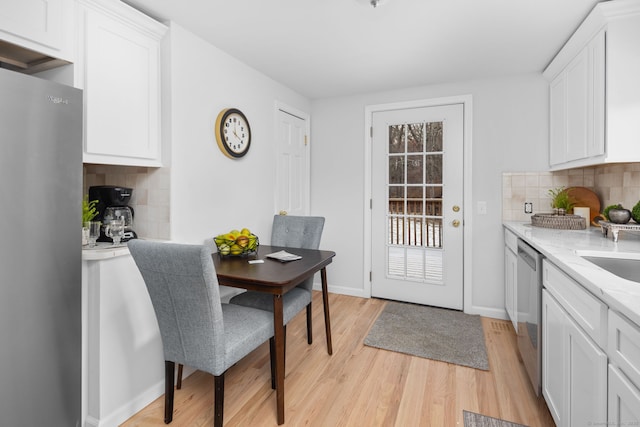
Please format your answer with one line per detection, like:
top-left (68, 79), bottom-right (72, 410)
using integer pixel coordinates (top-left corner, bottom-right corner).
top-left (214, 228), bottom-right (259, 257)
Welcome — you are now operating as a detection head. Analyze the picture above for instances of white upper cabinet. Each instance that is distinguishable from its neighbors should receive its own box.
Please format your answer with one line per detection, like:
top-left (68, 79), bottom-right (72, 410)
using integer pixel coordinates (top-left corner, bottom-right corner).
top-left (0, 0), bottom-right (75, 62)
top-left (76, 0), bottom-right (167, 167)
top-left (545, 1), bottom-right (640, 170)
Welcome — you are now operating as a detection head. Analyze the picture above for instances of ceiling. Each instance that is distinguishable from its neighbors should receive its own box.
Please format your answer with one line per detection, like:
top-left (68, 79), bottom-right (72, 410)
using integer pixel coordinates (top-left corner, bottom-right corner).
top-left (123, 0), bottom-right (601, 99)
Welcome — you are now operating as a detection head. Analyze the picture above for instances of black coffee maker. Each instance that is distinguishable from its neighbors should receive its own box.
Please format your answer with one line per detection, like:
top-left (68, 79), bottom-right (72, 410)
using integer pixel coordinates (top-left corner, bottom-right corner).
top-left (88, 185), bottom-right (138, 242)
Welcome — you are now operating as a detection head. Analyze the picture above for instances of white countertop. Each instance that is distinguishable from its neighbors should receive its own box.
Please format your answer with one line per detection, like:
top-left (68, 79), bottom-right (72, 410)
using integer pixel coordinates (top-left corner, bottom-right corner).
top-left (82, 242), bottom-right (130, 260)
top-left (82, 238), bottom-right (177, 260)
top-left (504, 221), bottom-right (640, 326)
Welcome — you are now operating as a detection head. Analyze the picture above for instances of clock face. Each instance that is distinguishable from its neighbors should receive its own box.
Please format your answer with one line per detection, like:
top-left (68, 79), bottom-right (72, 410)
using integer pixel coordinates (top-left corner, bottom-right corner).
top-left (215, 108), bottom-right (251, 158)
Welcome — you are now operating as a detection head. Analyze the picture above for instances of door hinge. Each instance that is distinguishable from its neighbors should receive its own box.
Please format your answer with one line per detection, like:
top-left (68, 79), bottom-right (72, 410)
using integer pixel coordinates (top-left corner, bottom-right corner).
top-left (369, 271), bottom-right (372, 281)
top-left (370, 126), bottom-right (373, 138)
top-left (304, 135), bottom-right (308, 146)
top-left (370, 199), bottom-right (372, 209)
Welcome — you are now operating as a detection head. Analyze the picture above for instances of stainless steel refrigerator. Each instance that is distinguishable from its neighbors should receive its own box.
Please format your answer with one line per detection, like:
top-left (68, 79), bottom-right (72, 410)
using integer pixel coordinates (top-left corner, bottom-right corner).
top-left (0, 67), bottom-right (82, 427)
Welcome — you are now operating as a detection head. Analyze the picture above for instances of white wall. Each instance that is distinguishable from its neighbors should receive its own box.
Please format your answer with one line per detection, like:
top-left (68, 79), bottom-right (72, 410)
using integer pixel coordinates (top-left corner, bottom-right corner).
top-left (310, 74), bottom-right (549, 317)
top-left (162, 21), bottom-right (550, 316)
top-left (165, 23), bottom-right (311, 245)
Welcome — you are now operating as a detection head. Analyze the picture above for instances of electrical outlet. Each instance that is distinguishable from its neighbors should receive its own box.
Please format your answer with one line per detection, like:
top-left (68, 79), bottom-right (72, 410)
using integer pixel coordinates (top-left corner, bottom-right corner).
top-left (524, 202), bottom-right (533, 214)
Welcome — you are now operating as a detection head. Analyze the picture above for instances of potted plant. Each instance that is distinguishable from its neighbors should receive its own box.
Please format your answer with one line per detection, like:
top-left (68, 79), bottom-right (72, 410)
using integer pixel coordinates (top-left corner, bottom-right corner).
top-left (548, 187), bottom-right (575, 215)
top-left (82, 196), bottom-right (99, 245)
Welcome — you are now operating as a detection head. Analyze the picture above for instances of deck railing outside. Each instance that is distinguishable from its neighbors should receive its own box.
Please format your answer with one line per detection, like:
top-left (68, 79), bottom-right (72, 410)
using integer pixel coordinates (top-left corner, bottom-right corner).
top-left (388, 198), bottom-right (442, 248)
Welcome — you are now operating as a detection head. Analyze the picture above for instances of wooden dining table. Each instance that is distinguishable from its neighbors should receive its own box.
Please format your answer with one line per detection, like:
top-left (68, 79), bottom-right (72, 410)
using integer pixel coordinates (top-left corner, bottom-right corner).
top-left (212, 245), bottom-right (336, 425)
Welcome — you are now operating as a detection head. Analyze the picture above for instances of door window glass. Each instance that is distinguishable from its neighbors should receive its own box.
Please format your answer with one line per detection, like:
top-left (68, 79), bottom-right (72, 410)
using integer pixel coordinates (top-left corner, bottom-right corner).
top-left (386, 121), bottom-right (443, 283)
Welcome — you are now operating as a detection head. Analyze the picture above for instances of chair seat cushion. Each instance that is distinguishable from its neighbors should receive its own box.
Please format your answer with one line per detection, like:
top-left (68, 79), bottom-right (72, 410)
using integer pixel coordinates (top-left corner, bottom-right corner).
top-left (229, 287), bottom-right (311, 325)
top-left (221, 304), bottom-right (275, 371)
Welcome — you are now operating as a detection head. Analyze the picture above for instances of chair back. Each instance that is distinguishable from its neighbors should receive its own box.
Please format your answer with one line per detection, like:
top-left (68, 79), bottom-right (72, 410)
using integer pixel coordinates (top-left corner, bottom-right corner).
top-left (128, 240), bottom-right (225, 373)
top-left (271, 215), bottom-right (325, 249)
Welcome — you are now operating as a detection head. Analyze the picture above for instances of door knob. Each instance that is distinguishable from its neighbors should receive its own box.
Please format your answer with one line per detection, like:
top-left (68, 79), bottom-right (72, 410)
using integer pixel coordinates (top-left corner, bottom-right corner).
top-left (279, 210), bottom-right (288, 216)
top-left (452, 205), bottom-right (460, 212)
top-left (452, 219), bottom-right (460, 227)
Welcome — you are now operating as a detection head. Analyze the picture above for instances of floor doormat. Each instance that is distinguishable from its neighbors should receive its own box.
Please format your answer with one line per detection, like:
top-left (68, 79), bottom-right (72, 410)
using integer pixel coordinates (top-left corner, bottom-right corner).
top-left (364, 301), bottom-right (489, 370)
top-left (463, 410), bottom-right (528, 427)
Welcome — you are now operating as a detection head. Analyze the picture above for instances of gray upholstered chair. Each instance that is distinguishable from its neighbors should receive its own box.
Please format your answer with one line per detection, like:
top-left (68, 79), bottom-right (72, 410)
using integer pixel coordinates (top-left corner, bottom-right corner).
top-left (128, 240), bottom-right (275, 427)
top-left (229, 215), bottom-right (326, 349)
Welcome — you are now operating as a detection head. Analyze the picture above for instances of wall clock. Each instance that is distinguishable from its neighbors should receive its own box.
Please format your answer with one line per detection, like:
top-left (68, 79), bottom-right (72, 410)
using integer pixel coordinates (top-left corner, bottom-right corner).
top-left (215, 108), bottom-right (252, 158)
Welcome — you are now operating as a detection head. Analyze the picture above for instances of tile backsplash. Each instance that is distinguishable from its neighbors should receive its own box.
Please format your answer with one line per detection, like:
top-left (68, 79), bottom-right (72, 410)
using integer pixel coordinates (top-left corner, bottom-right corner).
top-left (503, 163), bottom-right (640, 222)
top-left (84, 162), bottom-right (640, 236)
top-left (83, 164), bottom-right (171, 239)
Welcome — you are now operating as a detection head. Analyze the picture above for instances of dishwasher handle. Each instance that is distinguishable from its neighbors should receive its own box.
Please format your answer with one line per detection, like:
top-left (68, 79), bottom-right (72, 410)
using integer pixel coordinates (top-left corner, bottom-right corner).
top-left (517, 239), bottom-right (540, 271)
top-left (518, 248), bottom-right (536, 270)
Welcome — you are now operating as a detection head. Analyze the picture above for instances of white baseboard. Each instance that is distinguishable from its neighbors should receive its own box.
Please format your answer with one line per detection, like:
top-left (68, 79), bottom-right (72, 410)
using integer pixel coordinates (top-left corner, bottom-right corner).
top-left (313, 282), bottom-right (508, 321)
top-left (84, 415), bottom-right (99, 427)
top-left (85, 379), bottom-right (165, 427)
top-left (312, 282), bottom-right (367, 298)
top-left (464, 305), bottom-right (508, 320)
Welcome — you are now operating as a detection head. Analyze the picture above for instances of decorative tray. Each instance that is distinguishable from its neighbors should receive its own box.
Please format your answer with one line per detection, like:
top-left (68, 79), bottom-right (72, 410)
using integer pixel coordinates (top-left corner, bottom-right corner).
top-left (599, 221), bottom-right (640, 242)
top-left (531, 213), bottom-right (586, 230)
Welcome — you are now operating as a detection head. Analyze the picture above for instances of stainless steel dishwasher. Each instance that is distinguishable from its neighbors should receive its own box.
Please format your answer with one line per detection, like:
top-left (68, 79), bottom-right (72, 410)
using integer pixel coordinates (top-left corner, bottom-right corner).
top-left (516, 238), bottom-right (544, 396)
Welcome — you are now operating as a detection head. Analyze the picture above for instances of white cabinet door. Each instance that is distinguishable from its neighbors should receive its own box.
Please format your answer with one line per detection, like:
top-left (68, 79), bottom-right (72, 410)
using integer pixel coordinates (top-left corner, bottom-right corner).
top-left (0, 0), bottom-right (74, 61)
top-left (545, 2), bottom-right (640, 169)
top-left (567, 313), bottom-right (607, 427)
top-left (608, 310), bottom-right (640, 390)
top-left (549, 74), bottom-right (567, 166)
top-left (547, 30), bottom-right (605, 170)
top-left (608, 309), bottom-right (640, 426)
top-left (609, 365), bottom-right (640, 426)
top-left (77, 0), bottom-right (167, 167)
top-left (543, 289), bottom-right (566, 426)
top-left (543, 289), bottom-right (608, 427)
top-left (587, 31), bottom-right (605, 159)
top-left (504, 246), bottom-right (517, 331)
top-left (543, 259), bottom-right (607, 348)
top-left (565, 48), bottom-right (589, 163)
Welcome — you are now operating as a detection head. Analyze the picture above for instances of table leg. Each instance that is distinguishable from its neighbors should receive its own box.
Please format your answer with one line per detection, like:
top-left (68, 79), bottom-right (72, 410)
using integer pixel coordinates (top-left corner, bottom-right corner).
top-left (273, 294), bottom-right (285, 424)
top-left (321, 267), bottom-right (333, 355)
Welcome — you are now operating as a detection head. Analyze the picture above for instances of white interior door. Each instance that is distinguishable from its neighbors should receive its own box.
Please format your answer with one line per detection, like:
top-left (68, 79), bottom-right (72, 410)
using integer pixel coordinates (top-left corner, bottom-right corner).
top-left (371, 104), bottom-right (464, 310)
top-left (275, 108), bottom-right (309, 216)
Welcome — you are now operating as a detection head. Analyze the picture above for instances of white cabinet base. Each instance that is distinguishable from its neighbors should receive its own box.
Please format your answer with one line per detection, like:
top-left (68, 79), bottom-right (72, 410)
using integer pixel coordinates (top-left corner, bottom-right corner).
top-left (542, 289), bottom-right (607, 427)
top-left (82, 254), bottom-right (165, 427)
top-left (608, 365), bottom-right (640, 426)
top-left (542, 289), bottom-right (566, 426)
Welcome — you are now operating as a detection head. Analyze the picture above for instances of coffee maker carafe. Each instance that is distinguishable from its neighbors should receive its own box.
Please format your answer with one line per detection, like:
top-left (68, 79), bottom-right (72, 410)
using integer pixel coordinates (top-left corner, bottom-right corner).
top-left (88, 185), bottom-right (138, 242)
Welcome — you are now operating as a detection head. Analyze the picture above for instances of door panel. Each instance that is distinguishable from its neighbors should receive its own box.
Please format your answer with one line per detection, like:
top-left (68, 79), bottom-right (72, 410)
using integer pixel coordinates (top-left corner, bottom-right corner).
top-left (371, 104), bottom-right (463, 309)
top-left (567, 316), bottom-right (607, 427)
top-left (275, 109), bottom-right (309, 216)
top-left (542, 290), bottom-right (566, 426)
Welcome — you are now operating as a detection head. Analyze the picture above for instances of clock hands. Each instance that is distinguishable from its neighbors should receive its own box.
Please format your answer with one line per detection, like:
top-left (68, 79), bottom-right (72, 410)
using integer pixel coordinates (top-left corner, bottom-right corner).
top-left (233, 122), bottom-right (244, 143)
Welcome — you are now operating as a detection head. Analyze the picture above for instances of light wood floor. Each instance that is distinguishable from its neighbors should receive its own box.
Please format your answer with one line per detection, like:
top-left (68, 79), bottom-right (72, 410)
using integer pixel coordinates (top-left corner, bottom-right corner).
top-left (121, 292), bottom-right (555, 427)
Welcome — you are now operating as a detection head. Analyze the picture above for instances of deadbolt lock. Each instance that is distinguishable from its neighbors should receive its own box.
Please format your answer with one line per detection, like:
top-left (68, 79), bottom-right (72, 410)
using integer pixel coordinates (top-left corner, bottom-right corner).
top-left (452, 205), bottom-right (460, 212)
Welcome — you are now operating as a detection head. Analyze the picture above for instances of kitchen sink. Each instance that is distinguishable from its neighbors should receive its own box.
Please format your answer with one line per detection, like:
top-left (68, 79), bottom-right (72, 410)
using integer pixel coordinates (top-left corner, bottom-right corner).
top-left (576, 250), bottom-right (640, 283)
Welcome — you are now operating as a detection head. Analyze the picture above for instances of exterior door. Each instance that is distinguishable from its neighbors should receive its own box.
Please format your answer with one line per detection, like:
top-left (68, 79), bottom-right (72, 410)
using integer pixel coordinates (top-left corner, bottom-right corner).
top-left (275, 107), bottom-right (309, 216)
top-left (371, 104), bottom-right (464, 309)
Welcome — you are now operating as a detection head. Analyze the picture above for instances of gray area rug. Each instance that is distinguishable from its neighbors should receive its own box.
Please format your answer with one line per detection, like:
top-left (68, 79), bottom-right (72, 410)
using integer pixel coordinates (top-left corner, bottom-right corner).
top-left (364, 301), bottom-right (489, 370)
top-left (463, 410), bottom-right (528, 427)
